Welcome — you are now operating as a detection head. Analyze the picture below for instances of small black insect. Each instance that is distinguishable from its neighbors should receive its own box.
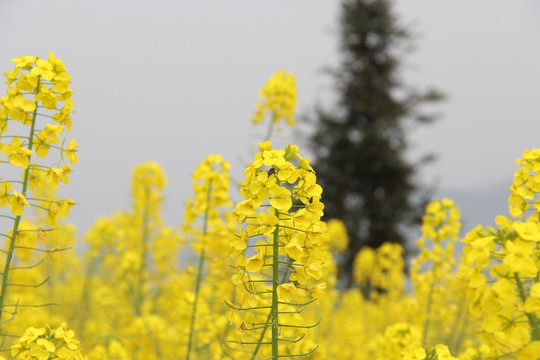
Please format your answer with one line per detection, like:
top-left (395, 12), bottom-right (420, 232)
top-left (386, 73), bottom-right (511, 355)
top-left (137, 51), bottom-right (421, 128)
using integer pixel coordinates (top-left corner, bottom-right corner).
top-left (267, 167), bottom-right (276, 176)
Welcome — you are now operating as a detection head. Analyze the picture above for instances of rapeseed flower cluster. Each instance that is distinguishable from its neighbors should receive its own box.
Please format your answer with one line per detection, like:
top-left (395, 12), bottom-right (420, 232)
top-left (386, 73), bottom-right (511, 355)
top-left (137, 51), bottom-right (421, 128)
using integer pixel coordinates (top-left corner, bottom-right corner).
top-left (182, 155), bottom-right (234, 360)
top-left (10, 323), bottom-right (85, 360)
top-left (457, 148), bottom-right (540, 359)
top-left (402, 344), bottom-right (460, 360)
top-left (353, 242), bottom-right (405, 298)
top-left (411, 198), bottom-right (462, 347)
top-left (326, 218), bottom-right (349, 253)
top-left (228, 141), bottom-right (327, 359)
top-left (0, 53), bottom-right (76, 224)
top-left (0, 53), bottom-right (84, 358)
top-left (508, 149), bottom-right (540, 218)
top-left (251, 71), bottom-right (296, 140)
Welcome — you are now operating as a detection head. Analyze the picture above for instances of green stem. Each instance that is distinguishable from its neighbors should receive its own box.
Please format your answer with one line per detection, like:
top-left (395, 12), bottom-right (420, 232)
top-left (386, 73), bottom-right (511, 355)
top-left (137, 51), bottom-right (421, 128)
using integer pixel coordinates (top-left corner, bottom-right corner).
top-left (271, 208), bottom-right (280, 360)
top-left (133, 188), bottom-right (163, 359)
top-left (446, 297), bottom-right (465, 355)
top-left (132, 188), bottom-right (164, 358)
top-left (514, 273), bottom-right (540, 341)
top-left (452, 306), bottom-right (469, 355)
top-left (422, 265), bottom-right (437, 347)
top-left (142, 315), bottom-right (162, 359)
top-left (250, 257), bottom-right (292, 360)
top-left (134, 188), bottom-right (150, 316)
top-left (186, 180), bottom-right (213, 360)
top-left (72, 253), bottom-right (99, 337)
top-left (0, 77), bottom-right (41, 333)
top-left (264, 117), bottom-right (275, 142)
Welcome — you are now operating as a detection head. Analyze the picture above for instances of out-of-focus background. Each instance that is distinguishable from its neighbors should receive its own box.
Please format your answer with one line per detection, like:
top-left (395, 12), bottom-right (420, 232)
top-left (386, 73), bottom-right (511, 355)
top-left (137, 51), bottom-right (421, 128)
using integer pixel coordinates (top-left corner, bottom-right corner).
top-left (1, 0), bottom-right (540, 237)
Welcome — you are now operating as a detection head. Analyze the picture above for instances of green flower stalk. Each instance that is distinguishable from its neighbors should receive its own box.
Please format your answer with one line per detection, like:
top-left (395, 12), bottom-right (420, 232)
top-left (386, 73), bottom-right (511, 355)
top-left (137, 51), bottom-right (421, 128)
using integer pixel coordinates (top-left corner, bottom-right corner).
top-left (181, 154), bottom-right (232, 360)
top-left (0, 54), bottom-right (77, 344)
top-left (227, 141), bottom-right (326, 360)
top-left (130, 163), bottom-right (168, 357)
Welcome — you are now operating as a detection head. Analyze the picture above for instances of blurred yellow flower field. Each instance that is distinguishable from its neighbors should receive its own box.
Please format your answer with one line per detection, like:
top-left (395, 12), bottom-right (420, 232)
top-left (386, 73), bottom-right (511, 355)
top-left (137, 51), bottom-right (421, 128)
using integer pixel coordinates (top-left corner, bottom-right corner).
top-left (1, 54), bottom-right (540, 360)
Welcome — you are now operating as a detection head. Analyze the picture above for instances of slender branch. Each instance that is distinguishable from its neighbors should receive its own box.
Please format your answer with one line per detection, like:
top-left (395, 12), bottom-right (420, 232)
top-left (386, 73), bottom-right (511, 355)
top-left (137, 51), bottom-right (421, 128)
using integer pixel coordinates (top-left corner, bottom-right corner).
top-left (271, 207), bottom-right (280, 360)
top-left (7, 276), bottom-right (50, 288)
top-left (0, 76), bottom-right (41, 333)
top-left (514, 273), bottom-right (540, 341)
top-left (186, 179), bottom-right (213, 360)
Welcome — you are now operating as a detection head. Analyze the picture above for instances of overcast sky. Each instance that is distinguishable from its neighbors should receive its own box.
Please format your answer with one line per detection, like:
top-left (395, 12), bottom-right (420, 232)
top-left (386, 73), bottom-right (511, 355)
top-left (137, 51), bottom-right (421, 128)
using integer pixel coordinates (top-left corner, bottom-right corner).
top-left (1, 1), bottom-right (540, 236)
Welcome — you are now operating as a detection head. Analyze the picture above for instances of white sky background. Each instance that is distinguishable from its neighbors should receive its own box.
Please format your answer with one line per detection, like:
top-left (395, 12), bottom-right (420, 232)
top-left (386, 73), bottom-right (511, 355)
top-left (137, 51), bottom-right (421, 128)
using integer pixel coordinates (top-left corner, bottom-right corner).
top-left (1, 1), bottom-right (540, 237)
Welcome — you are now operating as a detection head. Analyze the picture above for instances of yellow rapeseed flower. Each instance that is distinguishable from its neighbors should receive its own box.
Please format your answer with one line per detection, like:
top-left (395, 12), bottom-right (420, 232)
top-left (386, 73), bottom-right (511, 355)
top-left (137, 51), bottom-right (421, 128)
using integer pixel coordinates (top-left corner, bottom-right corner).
top-left (8, 190), bottom-right (30, 216)
top-left (1, 135), bottom-right (34, 169)
top-left (252, 70), bottom-right (297, 128)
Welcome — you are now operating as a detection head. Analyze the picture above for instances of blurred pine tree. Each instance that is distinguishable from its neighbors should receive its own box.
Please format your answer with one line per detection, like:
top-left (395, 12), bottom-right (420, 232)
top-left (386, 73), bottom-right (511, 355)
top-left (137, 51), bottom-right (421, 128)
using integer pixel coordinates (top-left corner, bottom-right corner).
top-left (307, 0), bottom-right (444, 286)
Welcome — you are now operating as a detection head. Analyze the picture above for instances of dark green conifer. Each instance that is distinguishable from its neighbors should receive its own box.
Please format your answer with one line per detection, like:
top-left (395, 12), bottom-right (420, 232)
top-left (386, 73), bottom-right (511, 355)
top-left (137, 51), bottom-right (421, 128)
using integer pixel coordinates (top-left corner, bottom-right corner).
top-left (308, 0), bottom-right (443, 285)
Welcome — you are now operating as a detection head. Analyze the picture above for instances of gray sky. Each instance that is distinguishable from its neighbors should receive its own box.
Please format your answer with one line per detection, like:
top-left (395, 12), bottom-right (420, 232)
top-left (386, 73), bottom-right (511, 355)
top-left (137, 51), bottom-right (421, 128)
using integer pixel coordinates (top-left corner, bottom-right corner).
top-left (1, 1), bottom-right (540, 236)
